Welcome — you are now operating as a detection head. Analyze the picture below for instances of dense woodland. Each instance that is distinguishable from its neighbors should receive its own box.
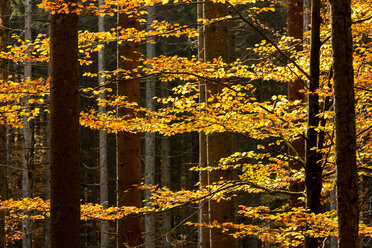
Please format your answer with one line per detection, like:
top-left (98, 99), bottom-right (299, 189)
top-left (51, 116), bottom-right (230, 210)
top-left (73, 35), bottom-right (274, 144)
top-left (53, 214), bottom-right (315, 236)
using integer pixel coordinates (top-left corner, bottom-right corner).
top-left (0, 0), bottom-right (371, 247)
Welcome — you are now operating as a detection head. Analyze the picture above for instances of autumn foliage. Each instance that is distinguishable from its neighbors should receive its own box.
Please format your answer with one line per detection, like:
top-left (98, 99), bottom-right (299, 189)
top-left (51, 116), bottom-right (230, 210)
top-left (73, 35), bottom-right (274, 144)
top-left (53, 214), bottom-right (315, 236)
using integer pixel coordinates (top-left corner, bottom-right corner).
top-left (0, 0), bottom-right (371, 246)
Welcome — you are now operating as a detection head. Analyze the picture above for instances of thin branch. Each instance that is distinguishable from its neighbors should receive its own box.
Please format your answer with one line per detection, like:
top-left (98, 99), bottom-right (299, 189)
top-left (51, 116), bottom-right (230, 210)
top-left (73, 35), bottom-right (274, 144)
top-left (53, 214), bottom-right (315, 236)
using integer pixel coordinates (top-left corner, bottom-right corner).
top-left (227, 2), bottom-right (312, 87)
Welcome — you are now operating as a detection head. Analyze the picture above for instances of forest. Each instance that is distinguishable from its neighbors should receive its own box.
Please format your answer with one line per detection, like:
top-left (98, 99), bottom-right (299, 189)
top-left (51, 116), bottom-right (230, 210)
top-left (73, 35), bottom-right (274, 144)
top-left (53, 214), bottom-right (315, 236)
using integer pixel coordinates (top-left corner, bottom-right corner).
top-left (0, 0), bottom-right (371, 247)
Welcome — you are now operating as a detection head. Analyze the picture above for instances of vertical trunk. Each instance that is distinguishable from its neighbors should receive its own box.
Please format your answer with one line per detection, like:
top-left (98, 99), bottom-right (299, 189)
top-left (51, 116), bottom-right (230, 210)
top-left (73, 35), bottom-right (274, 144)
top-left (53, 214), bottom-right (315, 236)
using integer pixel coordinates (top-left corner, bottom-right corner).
top-left (199, 1), bottom-right (236, 248)
top-left (144, 6), bottom-right (156, 248)
top-left (287, 0), bottom-right (305, 209)
top-left (22, 1), bottom-right (33, 246)
top-left (287, 0), bottom-right (305, 244)
top-left (159, 36), bottom-right (171, 247)
top-left (197, 1), bottom-right (210, 247)
top-left (160, 132), bottom-right (171, 248)
top-left (117, 8), bottom-right (142, 248)
top-left (180, 135), bottom-right (196, 246)
top-left (98, 1), bottom-right (109, 247)
top-left (0, 124), bottom-right (6, 248)
top-left (49, 1), bottom-right (80, 247)
top-left (0, 0), bottom-right (9, 246)
top-left (305, 0), bottom-right (322, 247)
top-left (44, 114), bottom-right (51, 248)
top-left (329, 0), bottom-right (358, 247)
top-left (22, 116), bottom-right (33, 248)
top-left (303, 0), bottom-right (311, 34)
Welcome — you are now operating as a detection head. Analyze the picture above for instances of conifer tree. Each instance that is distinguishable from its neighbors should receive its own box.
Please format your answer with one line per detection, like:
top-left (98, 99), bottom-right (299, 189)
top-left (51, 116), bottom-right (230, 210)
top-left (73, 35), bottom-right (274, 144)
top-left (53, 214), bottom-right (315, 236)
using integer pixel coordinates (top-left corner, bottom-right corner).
top-left (330, 0), bottom-right (359, 247)
top-left (117, 6), bottom-right (142, 248)
top-left (49, 0), bottom-right (80, 247)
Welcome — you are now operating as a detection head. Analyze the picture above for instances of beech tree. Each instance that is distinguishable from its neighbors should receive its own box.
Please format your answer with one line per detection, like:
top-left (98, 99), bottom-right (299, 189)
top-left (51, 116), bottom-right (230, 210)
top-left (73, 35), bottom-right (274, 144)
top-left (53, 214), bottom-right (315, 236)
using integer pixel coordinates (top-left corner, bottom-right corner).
top-left (49, 0), bottom-right (80, 247)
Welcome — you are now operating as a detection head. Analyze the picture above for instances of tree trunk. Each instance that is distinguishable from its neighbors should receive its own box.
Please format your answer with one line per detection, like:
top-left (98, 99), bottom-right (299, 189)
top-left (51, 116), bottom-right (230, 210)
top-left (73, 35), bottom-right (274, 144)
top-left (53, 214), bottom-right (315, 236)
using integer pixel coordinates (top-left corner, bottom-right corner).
top-left (199, 1), bottom-right (236, 248)
top-left (159, 36), bottom-right (171, 247)
top-left (287, 0), bottom-right (305, 245)
top-left (197, 1), bottom-right (210, 247)
top-left (329, 0), bottom-right (359, 247)
top-left (160, 133), bottom-right (171, 248)
top-left (22, 0), bottom-right (33, 246)
top-left (49, 1), bottom-right (80, 247)
top-left (98, 1), bottom-right (109, 247)
top-left (144, 6), bottom-right (156, 248)
top-left (303, 0), bottom-right (311, 34)
top-left (0, 124), bottom-right (6, 248)
top-left (45, 114), bottom-right (51, 248)
top-left (117, 8), bottom-right (142, 248)
top-left (287, 0), bottom-right (305, 209)
top-left (305, 0), bottom-right (322, 246)
top-left (0, 0), bottom-right (9, 246)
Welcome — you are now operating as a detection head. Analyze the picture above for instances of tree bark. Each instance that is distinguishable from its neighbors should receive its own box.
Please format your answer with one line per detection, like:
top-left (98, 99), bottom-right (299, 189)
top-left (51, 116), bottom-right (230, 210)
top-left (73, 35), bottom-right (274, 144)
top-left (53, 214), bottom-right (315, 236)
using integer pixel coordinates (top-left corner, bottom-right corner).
top-left (116, 8), bottom-right (142, 248)
top-left (0, 0), bottom-right (9, 246)
top-left (22, 1), bottom-right (33, 246)
top-left (144, 6), bottom-right (156, 248)
top-left (197, 1), bottom-right (210, 247)
top-left (329, 0), bottom-right (359, 247)
top-left (160, 132), bottom-right (171, 248)
top-left (159, 38), bottom-right (171, 248)
top-left (45, 114), bottom-right (51, 248)
top-left (0, 124), bottom-right (6, 248)
top-left (98, 1), bottom-right (109, 247)
top-left (199, 1), bottom-right (236, 248)
top-left (287, 0), bottom-right (305, 209)
top-left (305, 0), bottom-right (322, 247)
top-left (49, 1), bottom-right (80, 247)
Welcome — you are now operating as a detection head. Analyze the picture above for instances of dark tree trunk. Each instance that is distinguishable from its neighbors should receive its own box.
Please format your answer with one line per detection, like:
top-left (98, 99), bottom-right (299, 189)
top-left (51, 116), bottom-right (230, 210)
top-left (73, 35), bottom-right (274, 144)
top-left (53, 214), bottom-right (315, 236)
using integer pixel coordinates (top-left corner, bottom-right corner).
top-left (49, 1), bottom-right (80, 247)
top-left (305, 0), bottom-right (322, 247)
top-left (116, 9), bottom-right (142, 248)
top-left (329, 0), bottom-right (359, 247)
top-left (287, 0), bottom-right (305, 209)
top-left (197, 2), bottom-right (210, 247)
top-left (0, 0), bottom-right (9, 246)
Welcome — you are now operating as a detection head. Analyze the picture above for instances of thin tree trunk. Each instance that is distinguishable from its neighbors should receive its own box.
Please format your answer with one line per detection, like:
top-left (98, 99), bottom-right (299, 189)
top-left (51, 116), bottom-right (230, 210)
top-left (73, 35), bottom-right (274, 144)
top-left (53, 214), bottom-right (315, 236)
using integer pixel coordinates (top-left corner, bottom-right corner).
top-left (44, 114), bottom-right (51, 248)
top-left (159, 37), bottom-right (171, 248)
top-left (199, 1), bottom-right (236, 248)
top-left (0, 0), bottom-right (9, 246)
top-left (329, 0), bottom-right (359, 247)
top-left (117, 7), bottom-right (142, 248)
top-left (144, 6), bottom-right (156, 248)
top-left (305, 0), bottom-right (322, 246)
top-left (22, 1), bottom-right (33, 246)
top-left (0, 125), bottom-right (6, 248)
top-left (98, 1), bottom-right (109, 247)
top-left (180, 135), bottom-right (195, 246)
top-left (160, 133), bottom-right (171, 248)
top-left (197, 1), bottom-right (210, 247)
top-left (49, 1), bottom-right (80, 247)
